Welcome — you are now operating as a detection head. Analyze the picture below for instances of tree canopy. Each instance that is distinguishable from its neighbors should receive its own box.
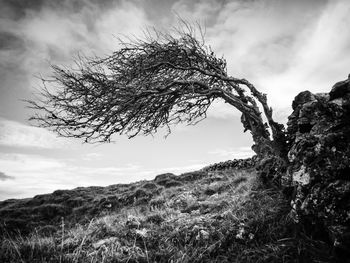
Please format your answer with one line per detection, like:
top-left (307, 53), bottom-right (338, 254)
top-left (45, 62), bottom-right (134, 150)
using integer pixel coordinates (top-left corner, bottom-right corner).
top-left (28, 24), bottom-right (286, 157)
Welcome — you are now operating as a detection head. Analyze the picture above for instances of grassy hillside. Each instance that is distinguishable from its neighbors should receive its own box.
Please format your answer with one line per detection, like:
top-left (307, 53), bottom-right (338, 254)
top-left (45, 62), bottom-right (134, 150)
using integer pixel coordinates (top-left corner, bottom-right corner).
top-left (0, 164), bottom-right (333, 262)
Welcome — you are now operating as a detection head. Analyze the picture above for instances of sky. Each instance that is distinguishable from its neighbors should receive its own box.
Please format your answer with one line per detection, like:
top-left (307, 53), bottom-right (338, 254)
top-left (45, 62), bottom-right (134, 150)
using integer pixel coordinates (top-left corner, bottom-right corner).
top-left (0, 0), bottom-right (349, 200)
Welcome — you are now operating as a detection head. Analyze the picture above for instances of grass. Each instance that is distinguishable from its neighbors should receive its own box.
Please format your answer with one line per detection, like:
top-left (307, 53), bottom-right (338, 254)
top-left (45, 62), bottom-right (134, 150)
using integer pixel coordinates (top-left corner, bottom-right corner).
top-left (0, 167), bottom-right (334, 262)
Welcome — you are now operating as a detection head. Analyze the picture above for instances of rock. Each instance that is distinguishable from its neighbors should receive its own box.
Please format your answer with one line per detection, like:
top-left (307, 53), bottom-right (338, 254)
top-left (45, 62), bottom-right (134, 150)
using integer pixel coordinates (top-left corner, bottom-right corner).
top-left (154, 173), bottom-right (176, 182)
top-left (285, 75), bottom-right (350, 260)
top-left (329, 74), bottom-right (350, 101)
top-left (291, 90), bottom-right (315, 110)
top-left (292, 165), bottom-right (310, 185)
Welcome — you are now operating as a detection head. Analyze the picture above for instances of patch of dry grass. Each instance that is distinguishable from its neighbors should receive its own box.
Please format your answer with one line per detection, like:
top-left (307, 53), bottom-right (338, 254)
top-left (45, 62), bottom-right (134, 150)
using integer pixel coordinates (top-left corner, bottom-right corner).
top-left (0, 168), bottom-right (333, 262)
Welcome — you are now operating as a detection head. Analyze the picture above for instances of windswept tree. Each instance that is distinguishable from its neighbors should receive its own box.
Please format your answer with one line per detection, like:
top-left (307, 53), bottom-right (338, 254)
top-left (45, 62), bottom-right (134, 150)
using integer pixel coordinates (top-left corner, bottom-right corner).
top-left (28, 24), bottom-right (287, 159)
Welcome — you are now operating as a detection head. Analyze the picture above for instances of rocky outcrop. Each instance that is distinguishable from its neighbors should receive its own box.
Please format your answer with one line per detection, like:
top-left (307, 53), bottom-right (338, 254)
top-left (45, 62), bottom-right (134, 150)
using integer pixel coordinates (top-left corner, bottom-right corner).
top-left (284, 75), bottom-right (350, 259)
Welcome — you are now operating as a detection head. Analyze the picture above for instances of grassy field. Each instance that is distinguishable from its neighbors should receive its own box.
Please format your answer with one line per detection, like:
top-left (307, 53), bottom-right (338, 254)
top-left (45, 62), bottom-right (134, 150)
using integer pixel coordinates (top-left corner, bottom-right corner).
top-left (0, 166), bottom-right (333, 262)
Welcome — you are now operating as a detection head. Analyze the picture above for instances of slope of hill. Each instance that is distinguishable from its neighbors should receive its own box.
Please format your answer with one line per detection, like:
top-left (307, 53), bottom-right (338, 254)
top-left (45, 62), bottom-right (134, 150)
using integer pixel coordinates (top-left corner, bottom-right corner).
top-left (0, 160), bottom-right (335, 262)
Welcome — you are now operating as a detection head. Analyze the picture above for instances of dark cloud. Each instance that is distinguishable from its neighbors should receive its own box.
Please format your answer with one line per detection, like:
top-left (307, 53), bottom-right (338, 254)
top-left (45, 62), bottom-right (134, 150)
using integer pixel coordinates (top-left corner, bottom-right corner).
top-left (0, 0), bottom-right (179, 23)
top-left (139, 0), bottom-right (178, 22)
top-left (0, 31), bottom-right (24, 50)
top-left (0, 0), bottom-right (155, 122)
top-left (0, 171), bottom-right (15, 181)
top-left (0, 0), bottom-right (121, 20)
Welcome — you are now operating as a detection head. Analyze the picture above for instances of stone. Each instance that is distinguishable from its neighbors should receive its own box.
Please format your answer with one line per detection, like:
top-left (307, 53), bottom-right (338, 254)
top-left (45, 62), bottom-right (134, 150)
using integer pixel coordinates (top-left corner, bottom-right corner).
top-left (329, 75), bottom-right (350, 101)
top-left (291, 90), bottom-right (315, 110)
top-left (292, 165), bottom-right (310, 186)
top-left (284, 75), bottom-right (350, 260)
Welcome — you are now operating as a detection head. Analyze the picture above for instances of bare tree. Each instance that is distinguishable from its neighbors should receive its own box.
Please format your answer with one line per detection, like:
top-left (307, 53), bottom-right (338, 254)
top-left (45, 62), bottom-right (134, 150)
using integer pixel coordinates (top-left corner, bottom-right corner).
top-left (28, 24), bottom-right (286, 158)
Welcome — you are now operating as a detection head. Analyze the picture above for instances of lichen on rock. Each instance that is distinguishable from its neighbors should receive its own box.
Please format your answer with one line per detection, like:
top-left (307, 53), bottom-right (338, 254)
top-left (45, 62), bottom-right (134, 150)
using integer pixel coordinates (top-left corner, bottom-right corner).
top-left (292, 165), bottom-right (310, 186)
top-left (284, 74), bottom-right (350, 259)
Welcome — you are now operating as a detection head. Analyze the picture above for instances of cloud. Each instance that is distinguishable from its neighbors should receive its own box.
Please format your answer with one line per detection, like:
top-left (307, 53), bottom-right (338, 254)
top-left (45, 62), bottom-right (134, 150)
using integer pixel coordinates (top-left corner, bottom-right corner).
top-left (259, 0), bottom-right (350, 109)
top-left (0, 0), bottom-right (151, 124)
top-left (81, 152), bottom-right (103, 161)
top-left (207, 99), bottom-right (240, 119)
top-left (0, 153), bottom-right (67, 200)
top-left (0, 152), bottom-right (142, 200)
top-left (171, 0), bottom-right (349, 116)
top-left (0, 0), bottom-right (149, 76)
top-left (3, 0), bottom-right (347, 122)
top-left (0, 171), bottom-right (14, 181)
top-left (0, 153), bottom-right (65, 172)
top-left (0, 118), bottom-right (68, 148)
